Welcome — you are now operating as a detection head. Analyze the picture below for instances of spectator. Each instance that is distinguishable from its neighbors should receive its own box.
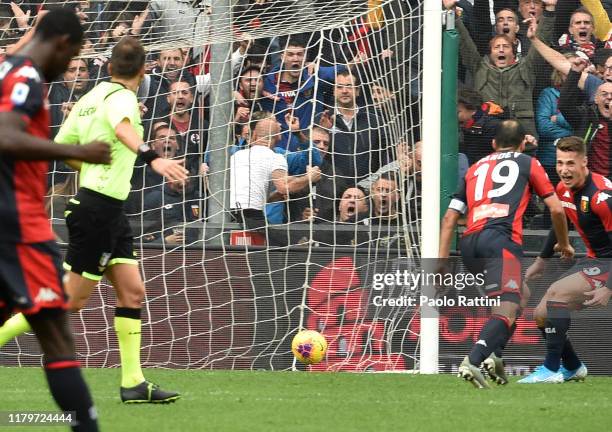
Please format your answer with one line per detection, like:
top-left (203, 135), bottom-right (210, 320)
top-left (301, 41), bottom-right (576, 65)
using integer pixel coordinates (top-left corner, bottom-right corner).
top-left (49, 57), bottom-right (91, 137)
top-left (292, 126), bottom-right (346, 222)
top-left (229, 113), bottom-right (321, 246)
top-left (234, 65), bottom-right (265, 126)
top-left (337, 186), bottom-right (369, 223)
top-left (367, 173), bottom-right (401, 224)
top-left (448, 0), bottom-right (556, 136)
top-left (457, 88), bottom-right (504, 164)
top-left (536, 53), bottom-right (576, 181)
top-left (261, 36), bottom-right (350, 151)
top-left (528, 27), bottom-right (612, 102)
top-left (322, 70), bottom-right (387, 183)
top-left (557, 7), bottom-right (611, 59)
top-left (472, 0), bottom-right (544, 56)
top-left (142, 177), bottom-right (201, 245)
top-left (558, 57), bottom-right (612, 178)
top-left (148, 0), bottom-right (211, 48)
top-left (162, 79), bottom-right (207, 174)
top-left (128, 123), bottom-right (182, 214)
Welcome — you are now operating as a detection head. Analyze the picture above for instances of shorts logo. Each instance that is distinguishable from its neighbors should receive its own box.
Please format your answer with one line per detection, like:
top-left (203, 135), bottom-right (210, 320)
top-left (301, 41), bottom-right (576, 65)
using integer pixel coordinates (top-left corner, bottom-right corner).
top-left (35, 288), bottom-right (60, 303)
top-left (98, 252), bottom-right (112, 272)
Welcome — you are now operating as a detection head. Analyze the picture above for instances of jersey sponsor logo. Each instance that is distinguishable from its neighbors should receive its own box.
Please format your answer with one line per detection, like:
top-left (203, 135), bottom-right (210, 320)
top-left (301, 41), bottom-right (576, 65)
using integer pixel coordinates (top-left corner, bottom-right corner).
top-left (544, 327), bottom-right (556, 334)
top-left (580, 196), bottom-right (590, 213)
top-left (10, 82), bottom-right (30, 106)
top-left (15, 65), bottom-right (40, 81)
top-left (35, 288), bottom-right (60, 303)
top-left (78, 106), bottom-right (97, 117)
top-left (472, 203), bottom-right (510, 222)
top-left (563, 191), bottom-right (571, 198)
top-left (561, 201), bottom-right (576, 210)
top-left (596, 192), bottom-right (611, 204)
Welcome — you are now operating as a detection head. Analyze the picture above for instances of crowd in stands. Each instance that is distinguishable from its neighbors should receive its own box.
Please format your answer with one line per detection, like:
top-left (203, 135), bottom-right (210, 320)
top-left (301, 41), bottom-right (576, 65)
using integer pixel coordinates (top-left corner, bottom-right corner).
top-left (8, 0), bottom-right (612, 248)
top-left (1, 0), bottom-right (420, 249)
top-left (449, 0), bottom-right (612, 231)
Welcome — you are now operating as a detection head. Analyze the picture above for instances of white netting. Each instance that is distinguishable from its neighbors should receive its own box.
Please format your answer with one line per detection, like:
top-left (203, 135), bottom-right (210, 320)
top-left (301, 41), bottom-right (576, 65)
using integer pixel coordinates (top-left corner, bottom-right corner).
top-left (1, 0), bottom-right (425, 372)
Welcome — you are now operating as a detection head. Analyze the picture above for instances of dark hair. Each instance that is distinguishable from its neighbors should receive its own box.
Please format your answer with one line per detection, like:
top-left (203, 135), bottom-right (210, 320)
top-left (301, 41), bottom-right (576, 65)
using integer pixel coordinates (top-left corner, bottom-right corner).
top-left (110, 36), bottom-right (145, 79)
top-left (281, 35), bottom-right (307, 49)
top-left (337, 69), bottom-right (360, 87)
top-left (34, 8), bottom-right (84, 45)
top-left (571, 7), bottom-right (594, 24)
top-left (594, 48), bottom-right (612, 67)
top-left (375, 172), bottom-right (399, 187)
top-left (494, 119), bottom-right (526, 149)
top-left (496, 8), bottom-right (518, 21)
top-left (239, 65), bottom-right (262, 78)
top-left (457, 88), bottom-right (483, 111)
top-left (557, 136), bottom-right (587, 155)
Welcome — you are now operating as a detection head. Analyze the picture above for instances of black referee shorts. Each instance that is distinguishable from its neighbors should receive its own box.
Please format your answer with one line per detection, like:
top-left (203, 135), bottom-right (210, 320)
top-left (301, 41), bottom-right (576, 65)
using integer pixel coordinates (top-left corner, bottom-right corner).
top-left (64, 188), bottom-right (136, 281)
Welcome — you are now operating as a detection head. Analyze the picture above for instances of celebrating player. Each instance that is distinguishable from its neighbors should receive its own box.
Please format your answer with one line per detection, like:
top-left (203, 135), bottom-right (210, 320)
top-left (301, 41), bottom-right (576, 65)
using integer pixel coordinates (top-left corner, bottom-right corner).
top-left (0, 36), bottom-right (187, 403)
top-left (519, 136), bottom-right (612, 383)
top-left (439, 119), bottom-right (572, 388)
top-left (0, 8), bottom-right (109, 431)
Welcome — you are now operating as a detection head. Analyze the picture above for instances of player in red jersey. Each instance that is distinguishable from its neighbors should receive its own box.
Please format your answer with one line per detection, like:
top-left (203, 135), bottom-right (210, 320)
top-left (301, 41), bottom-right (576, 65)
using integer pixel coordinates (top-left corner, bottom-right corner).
top-left (521, 136), bottom-right (612, 383)
top-left (439, 119), bottom-right (573, 388)
top-left (0, 9), bottom-right (110, 431)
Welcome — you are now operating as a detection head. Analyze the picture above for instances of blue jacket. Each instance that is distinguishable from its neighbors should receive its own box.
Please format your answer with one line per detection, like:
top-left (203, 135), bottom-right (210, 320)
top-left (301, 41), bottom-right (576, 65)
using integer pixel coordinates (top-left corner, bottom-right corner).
top-left (261, 64), bottom-right (347, 151)
top-left (536, 87), bottom-right (573, 167)
top-left (265, 144), bottom-right (322, 224)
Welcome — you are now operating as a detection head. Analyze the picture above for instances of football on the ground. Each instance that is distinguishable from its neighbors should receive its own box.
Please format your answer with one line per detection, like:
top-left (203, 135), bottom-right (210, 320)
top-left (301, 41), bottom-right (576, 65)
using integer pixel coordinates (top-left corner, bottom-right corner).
top-left (291, 330), bottom-right (327, 365)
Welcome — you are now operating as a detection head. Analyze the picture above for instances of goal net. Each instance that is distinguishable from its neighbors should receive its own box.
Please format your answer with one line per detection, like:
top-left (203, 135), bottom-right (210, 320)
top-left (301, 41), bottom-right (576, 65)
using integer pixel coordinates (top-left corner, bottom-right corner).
top-left (1, 0), bottom-right (426, 372)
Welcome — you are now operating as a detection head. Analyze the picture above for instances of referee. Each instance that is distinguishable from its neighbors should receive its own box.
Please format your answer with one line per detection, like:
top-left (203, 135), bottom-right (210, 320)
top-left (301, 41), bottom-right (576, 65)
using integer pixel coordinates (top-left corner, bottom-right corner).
top-left (0, 37), bottom-right (186, 403)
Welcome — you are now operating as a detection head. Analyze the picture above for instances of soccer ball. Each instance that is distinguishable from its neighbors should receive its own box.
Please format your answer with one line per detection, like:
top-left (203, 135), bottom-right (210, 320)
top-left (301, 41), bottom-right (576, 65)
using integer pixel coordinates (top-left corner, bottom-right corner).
top-left (291, 330), bottom-right (327, 365)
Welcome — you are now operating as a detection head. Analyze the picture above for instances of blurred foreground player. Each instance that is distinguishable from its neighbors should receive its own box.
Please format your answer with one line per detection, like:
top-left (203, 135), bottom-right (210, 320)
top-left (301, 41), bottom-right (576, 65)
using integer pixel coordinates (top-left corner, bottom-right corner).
top-left (0, 8), bottom-right (110, 431)
top-left (439, 119), bottom-right (572, 388)
top-left (0, 37), bottom-right (186, 403)
top-left (520, 137), bottom-right (612, 383)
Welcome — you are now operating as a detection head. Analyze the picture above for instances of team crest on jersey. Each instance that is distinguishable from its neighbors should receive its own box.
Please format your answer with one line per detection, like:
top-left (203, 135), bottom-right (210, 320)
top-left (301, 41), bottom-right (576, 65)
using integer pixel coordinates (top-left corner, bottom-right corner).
top-left (596, 192), bottom-right (611, 204)
top-left (580, 196), bottom-right (590, 213)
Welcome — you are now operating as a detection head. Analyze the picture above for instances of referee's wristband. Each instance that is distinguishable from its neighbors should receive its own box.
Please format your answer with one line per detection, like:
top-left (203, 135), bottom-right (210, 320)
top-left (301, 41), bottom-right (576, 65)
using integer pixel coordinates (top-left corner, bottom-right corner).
top-left (138, 144), bottom-right (160, 165)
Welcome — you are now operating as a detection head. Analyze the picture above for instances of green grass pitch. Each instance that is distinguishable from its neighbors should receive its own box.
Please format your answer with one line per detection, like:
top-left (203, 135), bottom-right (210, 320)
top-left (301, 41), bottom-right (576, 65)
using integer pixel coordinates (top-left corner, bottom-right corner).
top-left (1, 368), bottom-right (611, 431)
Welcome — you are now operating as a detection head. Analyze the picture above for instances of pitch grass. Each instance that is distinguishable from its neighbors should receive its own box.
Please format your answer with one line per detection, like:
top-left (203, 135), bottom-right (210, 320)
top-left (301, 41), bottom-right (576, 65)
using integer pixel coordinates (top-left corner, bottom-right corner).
top-left (1, 368), bottom-right (611, 432)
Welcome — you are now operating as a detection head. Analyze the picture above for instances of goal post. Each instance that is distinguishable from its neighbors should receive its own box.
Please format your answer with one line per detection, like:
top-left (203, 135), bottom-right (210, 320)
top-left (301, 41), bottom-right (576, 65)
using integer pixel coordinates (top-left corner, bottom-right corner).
top-left (0, 0), bottom-right (449, 374)
top-left (419, 0), bottom-right (442, 374)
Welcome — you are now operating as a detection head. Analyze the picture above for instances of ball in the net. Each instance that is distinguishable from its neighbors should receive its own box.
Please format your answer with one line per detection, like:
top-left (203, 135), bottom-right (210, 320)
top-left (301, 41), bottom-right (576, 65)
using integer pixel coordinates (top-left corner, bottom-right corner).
top-left (291, 330), bottom-right (327, 365)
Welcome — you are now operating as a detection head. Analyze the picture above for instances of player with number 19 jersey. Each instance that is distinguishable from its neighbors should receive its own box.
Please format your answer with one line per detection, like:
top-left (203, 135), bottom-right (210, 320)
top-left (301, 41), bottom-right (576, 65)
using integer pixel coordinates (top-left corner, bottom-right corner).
top-left (450, 151), bottom-right (555, 245)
